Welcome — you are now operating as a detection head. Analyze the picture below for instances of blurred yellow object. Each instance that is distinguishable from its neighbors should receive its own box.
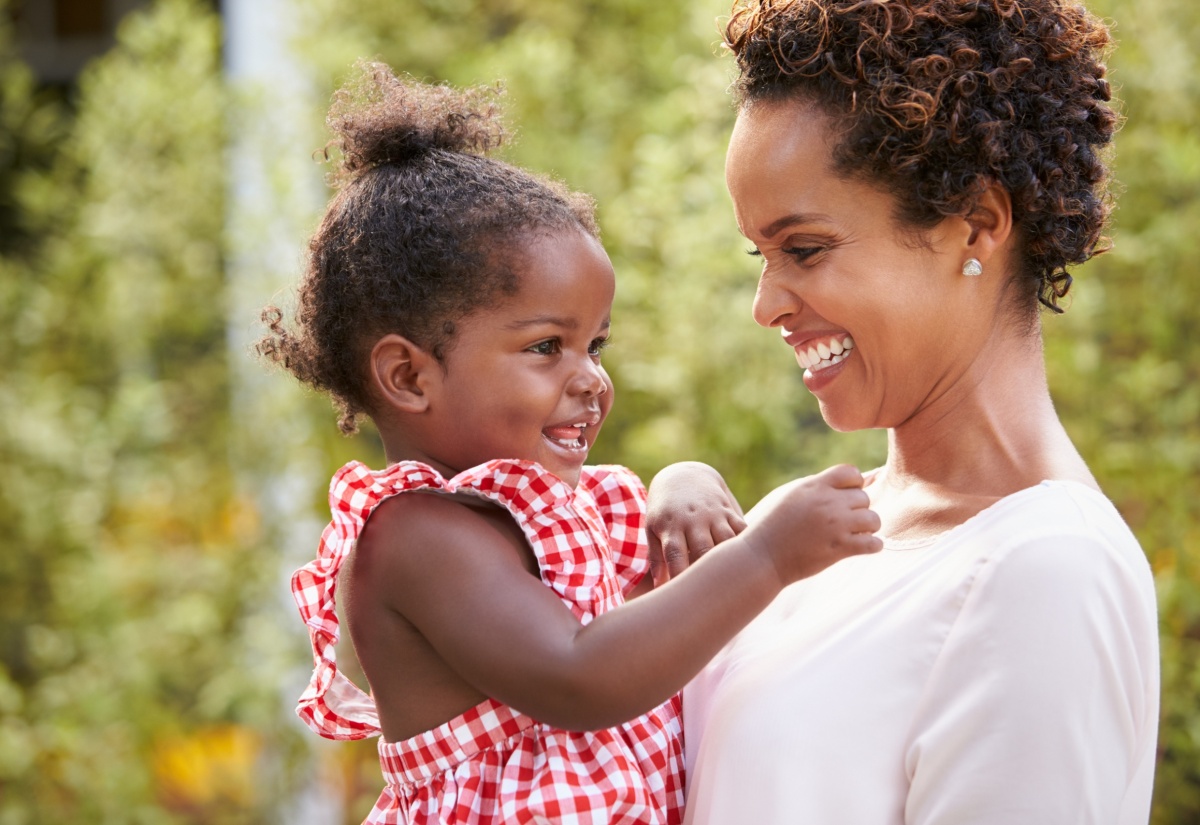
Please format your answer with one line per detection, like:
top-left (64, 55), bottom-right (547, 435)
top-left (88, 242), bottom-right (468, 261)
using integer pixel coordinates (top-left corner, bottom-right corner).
top-left (154, 724), bottom-right (261, 810)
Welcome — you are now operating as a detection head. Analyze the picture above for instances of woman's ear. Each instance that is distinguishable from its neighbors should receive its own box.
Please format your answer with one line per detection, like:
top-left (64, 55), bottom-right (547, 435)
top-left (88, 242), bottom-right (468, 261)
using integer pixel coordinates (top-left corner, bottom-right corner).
top-left (962, 181), bottom-right (1014, 266)
top-left (370, 334), bottom-right (437, 414)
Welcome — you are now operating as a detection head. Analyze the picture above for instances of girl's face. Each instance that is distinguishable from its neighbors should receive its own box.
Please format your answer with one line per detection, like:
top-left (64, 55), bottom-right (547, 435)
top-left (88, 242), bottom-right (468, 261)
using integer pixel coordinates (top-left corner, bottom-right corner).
top-left (725, 99), bottom-right (998, 433)
top-left (418, 228), bottom-right (616, 488)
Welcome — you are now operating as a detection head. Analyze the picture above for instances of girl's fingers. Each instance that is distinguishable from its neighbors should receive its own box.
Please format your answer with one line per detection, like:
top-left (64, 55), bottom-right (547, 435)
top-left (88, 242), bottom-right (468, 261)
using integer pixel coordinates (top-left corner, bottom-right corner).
top-left (727, 512), bottom-right (748, 535)
top-left (851, 508), bottom-right (882, 534)
top-left (654, 534), bottom-right (691, 583)
top-left (819, 463), bottom-right (865, 489)
top-left (855, 533), bottom-right (884, 553)
top-left (848, 488), bottom-right (872, 509)
top-left (708, 521), bottom-right (737, 548)
top-left (685, 527), bottom-right (716, 559)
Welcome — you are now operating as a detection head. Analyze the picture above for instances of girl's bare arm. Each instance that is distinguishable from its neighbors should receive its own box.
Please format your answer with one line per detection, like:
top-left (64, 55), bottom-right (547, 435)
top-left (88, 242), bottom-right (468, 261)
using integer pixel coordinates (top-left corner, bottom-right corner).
top-left (361, 465), bottom-right (880, 731)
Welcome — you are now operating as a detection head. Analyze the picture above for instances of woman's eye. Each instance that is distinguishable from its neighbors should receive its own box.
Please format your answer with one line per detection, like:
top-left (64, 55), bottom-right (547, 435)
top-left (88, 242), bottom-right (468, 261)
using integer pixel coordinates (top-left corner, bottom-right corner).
top-left (783, 246), bottom-right (822, 262)
top-left (529, 339), bottom-right (560, 355)
top-left (588, 337), bottom-right (610, 357)
top-left (746, 245), bottom-right (822, 263)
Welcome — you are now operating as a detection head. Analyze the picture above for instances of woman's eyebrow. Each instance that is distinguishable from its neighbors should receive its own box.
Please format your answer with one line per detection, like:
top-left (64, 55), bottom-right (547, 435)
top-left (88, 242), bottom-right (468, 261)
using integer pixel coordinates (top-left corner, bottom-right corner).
top-left (759, 212), bottom-right (832, 238)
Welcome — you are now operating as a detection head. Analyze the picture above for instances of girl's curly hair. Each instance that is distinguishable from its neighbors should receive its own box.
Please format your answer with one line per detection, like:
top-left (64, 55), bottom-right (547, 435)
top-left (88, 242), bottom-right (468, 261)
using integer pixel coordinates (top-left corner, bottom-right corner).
top-left (257, 62), bottom-right (597, 433)
top-left (724, 0), bottom-right (1118, 313)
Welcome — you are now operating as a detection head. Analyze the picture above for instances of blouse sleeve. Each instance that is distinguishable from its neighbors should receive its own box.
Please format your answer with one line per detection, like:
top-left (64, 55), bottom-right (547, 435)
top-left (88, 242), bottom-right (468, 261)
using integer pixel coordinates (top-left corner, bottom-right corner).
top-left (904, 530), bottom-right (1159, 824)
top-left (578, 464), bottom-right (650, 597)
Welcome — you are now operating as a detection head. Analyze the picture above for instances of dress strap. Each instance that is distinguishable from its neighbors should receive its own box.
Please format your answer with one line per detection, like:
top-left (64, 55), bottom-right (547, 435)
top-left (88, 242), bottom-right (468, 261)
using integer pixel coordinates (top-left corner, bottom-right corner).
top-left (448, 460), bottom-right (633, 624)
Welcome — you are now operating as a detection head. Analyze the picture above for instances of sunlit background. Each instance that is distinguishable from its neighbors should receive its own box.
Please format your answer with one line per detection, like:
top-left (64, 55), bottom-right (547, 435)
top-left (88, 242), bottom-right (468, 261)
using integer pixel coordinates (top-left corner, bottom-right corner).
top-left (1, 0), bottom-right (1197, 822)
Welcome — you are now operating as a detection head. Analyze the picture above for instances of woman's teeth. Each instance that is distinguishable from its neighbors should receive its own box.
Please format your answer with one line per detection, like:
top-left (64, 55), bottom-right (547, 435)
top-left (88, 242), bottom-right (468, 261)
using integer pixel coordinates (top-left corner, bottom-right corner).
top-left (797, 336), bottom-right (854, 371)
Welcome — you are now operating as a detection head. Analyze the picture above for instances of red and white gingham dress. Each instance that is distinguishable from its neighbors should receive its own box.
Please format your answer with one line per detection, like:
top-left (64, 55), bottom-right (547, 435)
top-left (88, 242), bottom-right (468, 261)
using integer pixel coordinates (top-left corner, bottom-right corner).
top-left (291, 458), bottom-right (685, 824)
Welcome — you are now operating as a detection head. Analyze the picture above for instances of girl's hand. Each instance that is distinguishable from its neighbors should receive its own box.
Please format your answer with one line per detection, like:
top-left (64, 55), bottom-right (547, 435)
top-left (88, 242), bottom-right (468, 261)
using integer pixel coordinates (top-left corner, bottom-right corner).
top-left (742, 464), bottom-right (882, 585)
top-left (646, 461), bottom-right (747, 586)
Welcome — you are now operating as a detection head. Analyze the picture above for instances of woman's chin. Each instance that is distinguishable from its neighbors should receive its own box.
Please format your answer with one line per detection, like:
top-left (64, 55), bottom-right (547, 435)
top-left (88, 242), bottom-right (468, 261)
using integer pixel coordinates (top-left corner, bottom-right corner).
top-left (815, 400), bottom-right (873, 434)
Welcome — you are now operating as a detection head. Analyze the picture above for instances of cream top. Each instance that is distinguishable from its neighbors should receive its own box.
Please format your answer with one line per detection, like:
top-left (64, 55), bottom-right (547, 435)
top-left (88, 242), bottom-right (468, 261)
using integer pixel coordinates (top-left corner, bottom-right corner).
top-left (683, 480), bottom-right (1159, 825)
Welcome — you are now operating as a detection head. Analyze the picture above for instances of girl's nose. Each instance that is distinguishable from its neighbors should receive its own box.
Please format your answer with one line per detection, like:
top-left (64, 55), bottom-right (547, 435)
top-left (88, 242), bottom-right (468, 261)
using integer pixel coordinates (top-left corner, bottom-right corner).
top-left (751, 269), bottom-right (801, 329)
top-left (569, 356), bottom-right (609, 397)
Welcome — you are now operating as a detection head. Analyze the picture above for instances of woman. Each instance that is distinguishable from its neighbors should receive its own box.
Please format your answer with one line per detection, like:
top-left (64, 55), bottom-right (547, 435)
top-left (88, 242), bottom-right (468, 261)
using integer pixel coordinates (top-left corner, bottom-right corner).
top-left (681, 1), bottom-right (1160, 823)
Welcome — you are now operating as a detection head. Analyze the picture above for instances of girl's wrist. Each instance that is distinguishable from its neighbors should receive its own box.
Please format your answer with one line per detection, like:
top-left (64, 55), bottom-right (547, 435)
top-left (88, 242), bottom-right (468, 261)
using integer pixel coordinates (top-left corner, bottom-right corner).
top-left (709, 527), bottom-right (788, 596)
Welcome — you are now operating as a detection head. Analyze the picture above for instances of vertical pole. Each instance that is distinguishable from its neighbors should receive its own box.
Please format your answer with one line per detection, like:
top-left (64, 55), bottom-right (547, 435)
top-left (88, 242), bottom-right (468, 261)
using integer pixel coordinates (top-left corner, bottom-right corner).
top-left (223, 1), bottom-right (340, 822)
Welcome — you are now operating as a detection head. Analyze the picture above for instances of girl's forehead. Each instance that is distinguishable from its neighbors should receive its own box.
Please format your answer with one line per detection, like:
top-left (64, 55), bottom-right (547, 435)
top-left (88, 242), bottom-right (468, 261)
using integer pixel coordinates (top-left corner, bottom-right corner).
top-left (454, 230), bottom-right (615, 335)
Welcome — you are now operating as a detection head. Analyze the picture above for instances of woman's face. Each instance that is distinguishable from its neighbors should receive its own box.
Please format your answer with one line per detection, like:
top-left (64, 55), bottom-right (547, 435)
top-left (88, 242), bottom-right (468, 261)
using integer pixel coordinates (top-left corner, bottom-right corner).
top-left (726, 99), bottom-right (999, 433)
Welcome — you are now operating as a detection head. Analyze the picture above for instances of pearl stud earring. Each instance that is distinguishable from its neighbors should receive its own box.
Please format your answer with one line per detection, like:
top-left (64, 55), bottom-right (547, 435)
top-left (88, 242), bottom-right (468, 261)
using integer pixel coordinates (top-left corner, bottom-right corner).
top-left (962, 258), bottom-right (983, 277)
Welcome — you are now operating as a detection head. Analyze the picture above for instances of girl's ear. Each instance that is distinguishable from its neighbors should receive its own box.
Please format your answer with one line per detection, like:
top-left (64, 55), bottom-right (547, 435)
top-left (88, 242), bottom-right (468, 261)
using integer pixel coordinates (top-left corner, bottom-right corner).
top-left (961, 181), bottom-right (1014, 266)
top-left (370, 334), bottom-right (438, 414)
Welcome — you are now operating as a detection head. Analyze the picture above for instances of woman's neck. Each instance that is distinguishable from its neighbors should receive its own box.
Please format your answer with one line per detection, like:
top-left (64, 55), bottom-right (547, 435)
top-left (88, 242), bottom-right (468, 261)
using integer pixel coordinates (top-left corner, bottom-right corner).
top-left (869, 325), bottom-right (1096, 541)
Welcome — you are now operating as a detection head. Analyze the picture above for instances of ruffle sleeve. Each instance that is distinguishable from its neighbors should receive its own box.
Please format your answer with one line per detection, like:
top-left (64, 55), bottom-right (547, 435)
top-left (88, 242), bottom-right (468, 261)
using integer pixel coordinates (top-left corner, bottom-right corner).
top-left (292, 460), bottom-right (444, 740)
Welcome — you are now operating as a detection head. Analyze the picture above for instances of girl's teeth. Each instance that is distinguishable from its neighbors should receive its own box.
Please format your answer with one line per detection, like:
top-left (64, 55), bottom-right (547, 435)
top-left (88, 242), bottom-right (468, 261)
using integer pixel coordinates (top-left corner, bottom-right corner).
top-left (548, 435), bottom-right (585, 448)
top-left (829, 338), bottom-right (844, 356)
top-left (817, 341), bottom-right (831, 360)
top-left (545, 423), bottom-right (590, 449)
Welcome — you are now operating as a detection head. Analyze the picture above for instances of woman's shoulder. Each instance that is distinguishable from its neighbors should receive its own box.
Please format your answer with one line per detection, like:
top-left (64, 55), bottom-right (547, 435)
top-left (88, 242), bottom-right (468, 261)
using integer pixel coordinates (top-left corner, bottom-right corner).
top-left (969, 479), bottom-right (1141, 558)
top-left (954, 480), bottom-right (1155, 618)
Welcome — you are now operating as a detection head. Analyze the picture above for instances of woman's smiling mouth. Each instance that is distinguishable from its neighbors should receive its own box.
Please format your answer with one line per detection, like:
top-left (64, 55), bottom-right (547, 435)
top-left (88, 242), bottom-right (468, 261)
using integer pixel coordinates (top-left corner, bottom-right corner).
top-left (784, 333), bottom-right (856, 372)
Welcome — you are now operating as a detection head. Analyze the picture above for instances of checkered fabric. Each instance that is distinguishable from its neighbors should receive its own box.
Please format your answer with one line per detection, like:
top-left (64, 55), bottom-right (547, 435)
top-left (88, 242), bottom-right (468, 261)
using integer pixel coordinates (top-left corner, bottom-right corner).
top-left (291, 458), bottom-right (685, 824)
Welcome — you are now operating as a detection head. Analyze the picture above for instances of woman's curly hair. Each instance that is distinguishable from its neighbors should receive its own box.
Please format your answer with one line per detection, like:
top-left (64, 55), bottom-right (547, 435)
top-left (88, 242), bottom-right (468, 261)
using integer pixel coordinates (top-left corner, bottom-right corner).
top-left (257, 62), bottom-right (598, 433)
top-left (724, 0), bottom-right (1118, 312)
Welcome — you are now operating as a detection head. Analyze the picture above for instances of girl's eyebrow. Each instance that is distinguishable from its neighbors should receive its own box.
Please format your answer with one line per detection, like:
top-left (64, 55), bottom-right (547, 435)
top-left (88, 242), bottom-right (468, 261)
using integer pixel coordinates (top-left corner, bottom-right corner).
top-left (505, 317), bottom-right (611, 331)
top-left (505, 315), bottom-right (579, 330)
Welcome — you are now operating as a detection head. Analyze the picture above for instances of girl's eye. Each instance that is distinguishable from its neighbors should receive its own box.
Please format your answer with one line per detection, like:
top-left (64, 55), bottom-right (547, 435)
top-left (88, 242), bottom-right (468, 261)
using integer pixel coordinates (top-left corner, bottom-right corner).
top-left (588, 337), bottom-right (610, 357)
top-left (529, 339), bottom-right (561, 355)
top-left (746, 247), bottom-right (763, 257)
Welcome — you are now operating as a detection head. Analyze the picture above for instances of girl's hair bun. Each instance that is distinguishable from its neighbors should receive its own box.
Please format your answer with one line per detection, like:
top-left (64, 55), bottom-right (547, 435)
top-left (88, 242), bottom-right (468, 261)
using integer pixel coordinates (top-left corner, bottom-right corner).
top-left (325, 60), bottom-right (505, 182)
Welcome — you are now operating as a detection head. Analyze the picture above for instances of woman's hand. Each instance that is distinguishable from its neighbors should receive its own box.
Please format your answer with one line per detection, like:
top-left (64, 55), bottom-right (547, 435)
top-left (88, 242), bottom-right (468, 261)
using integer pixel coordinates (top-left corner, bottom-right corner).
top-left (646, 461), bottom-right (747, 586)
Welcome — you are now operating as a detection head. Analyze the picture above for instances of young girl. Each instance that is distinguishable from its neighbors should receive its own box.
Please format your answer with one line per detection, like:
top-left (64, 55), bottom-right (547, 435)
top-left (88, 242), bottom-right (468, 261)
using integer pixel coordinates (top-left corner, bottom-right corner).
top-left (259, 63), bottom-right (881, 825)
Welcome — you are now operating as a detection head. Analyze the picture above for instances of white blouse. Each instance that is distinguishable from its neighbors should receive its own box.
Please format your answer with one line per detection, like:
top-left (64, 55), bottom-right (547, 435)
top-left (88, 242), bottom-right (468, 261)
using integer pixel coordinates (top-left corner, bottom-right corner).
top-left (683, 480), bottom-right (1159, 825)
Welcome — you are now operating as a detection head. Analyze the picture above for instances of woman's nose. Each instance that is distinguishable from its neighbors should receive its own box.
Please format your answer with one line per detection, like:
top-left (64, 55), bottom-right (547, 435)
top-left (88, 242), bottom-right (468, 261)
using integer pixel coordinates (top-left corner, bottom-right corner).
top-left (751, 269), bottom-right (800, 329)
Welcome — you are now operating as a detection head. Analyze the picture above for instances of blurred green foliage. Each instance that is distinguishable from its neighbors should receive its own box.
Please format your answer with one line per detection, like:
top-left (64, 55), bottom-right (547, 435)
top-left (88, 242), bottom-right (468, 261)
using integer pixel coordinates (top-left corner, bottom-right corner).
top-left (0, 1), bottom-right (304, 822)
top-left (0, 0), bottom-right (1196, 822)
top-left (1055, 1), bottom-right (1200, 820)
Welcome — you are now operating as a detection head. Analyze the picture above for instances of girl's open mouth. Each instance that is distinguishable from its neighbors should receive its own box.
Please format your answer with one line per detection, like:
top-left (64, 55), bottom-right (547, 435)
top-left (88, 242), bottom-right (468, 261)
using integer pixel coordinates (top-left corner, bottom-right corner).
top-left (542, 423), bottom-right (589, 450)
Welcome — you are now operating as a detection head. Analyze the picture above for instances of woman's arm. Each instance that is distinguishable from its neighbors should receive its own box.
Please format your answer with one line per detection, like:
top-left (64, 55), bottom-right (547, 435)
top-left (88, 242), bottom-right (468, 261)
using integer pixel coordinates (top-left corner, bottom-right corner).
top-left (360, 465), bottom-right (879, 731)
